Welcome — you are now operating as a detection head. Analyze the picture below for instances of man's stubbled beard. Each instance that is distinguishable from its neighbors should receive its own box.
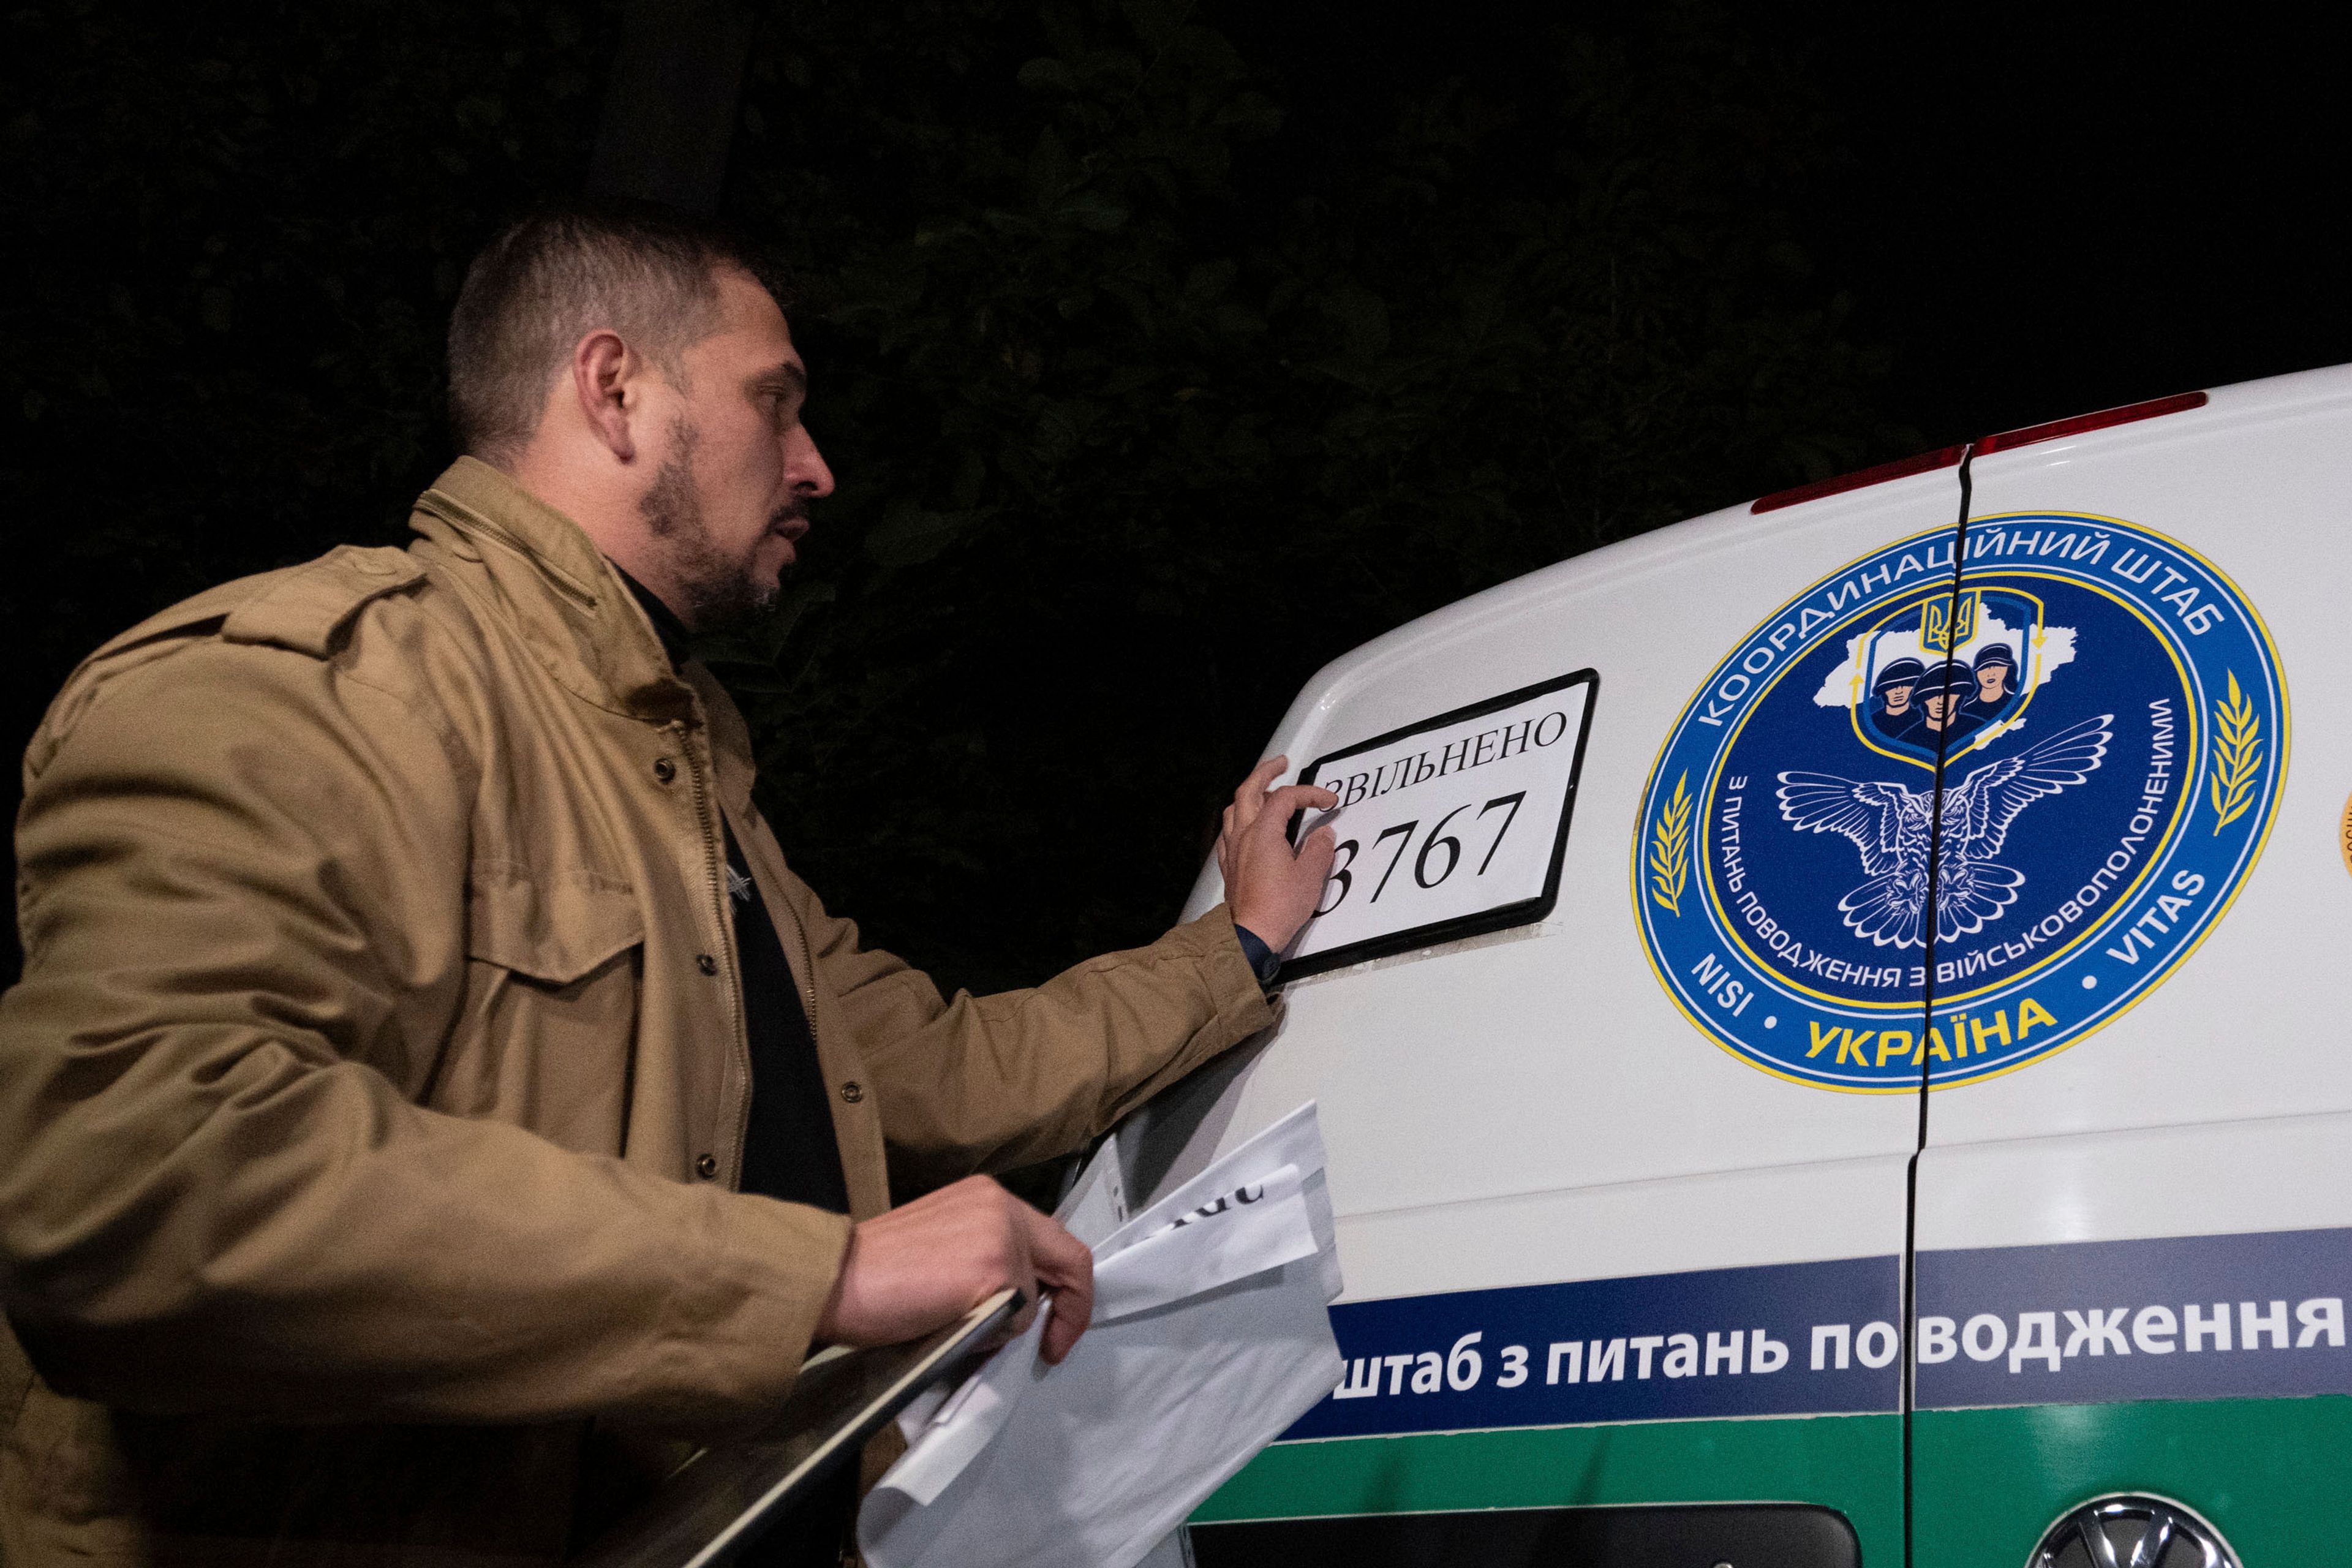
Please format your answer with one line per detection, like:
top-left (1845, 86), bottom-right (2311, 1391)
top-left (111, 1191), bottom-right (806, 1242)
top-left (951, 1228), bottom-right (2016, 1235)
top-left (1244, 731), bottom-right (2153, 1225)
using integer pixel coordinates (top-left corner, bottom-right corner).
top-left (636, 414), bottom-right (778, 631)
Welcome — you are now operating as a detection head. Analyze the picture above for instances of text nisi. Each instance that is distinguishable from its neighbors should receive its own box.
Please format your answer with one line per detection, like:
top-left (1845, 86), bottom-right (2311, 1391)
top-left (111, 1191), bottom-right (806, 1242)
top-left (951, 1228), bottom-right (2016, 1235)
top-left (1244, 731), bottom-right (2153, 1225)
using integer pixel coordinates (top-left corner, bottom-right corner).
top-left (1921, 1298), bottom-right (2345, 1373)
top-left (1326, 710), bottom-right (1572, 809)
top-left (1330, 1322), bottom-right (1898, 1400)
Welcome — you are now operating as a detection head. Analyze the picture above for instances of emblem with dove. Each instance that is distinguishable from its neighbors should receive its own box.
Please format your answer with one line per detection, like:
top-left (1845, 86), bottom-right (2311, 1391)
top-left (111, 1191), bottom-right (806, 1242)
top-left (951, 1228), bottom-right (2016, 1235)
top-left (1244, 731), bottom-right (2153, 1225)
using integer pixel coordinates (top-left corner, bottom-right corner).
top-left (1634, 514), bottom-right (2282, 1090)
top-left (1774, 715), bottom-right (2114, 948)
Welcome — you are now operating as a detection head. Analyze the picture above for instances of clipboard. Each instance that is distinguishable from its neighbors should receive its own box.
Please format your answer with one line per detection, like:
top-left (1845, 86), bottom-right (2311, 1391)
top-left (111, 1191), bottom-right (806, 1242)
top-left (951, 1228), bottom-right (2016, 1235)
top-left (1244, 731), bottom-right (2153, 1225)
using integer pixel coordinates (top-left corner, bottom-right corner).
top-left (578, 1289), bottom-right (1024, 1568)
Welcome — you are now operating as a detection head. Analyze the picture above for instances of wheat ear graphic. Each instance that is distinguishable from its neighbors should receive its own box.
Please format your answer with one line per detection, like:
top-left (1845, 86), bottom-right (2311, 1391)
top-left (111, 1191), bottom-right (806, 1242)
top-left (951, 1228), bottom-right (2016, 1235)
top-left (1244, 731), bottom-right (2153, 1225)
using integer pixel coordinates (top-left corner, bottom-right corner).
top-left (2209, 671), bottom-right (2262, 834)
top-left (1649, 772), bottom-right (1693, 915)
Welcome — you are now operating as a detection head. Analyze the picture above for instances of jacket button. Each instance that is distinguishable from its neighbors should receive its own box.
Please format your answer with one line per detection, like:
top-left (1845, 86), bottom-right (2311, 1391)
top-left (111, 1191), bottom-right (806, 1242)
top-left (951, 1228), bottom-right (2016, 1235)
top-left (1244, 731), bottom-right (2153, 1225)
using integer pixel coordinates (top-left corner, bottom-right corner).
top-left (696, 953), bottom-right (718, 976)
top-left (653, 757), bottom-right (677, 784)
top-left (840, 1081), bottom-right (864, 1104)
top-left (695, 1153), bottom-right (719, 1179)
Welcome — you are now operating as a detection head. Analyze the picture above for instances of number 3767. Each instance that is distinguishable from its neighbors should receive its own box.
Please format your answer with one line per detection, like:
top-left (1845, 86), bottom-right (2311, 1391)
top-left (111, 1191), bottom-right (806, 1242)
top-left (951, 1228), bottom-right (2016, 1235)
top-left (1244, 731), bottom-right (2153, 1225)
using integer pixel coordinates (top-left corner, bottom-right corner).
top-left (1314, 792), bottom-right (1527, 916)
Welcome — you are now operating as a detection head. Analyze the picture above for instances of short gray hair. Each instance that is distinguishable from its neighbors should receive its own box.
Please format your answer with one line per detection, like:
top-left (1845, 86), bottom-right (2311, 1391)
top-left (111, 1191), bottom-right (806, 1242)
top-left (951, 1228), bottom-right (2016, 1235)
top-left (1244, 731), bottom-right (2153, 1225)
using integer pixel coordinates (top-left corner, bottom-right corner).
top-left (446, 202), bottom-right (792, 461)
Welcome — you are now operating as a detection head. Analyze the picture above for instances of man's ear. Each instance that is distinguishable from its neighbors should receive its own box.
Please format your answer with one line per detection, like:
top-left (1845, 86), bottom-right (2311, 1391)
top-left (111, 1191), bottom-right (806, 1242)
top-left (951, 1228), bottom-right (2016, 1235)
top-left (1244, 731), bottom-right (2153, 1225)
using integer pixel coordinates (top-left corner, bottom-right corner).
top-left (571, 329), bottom-right (639, 464)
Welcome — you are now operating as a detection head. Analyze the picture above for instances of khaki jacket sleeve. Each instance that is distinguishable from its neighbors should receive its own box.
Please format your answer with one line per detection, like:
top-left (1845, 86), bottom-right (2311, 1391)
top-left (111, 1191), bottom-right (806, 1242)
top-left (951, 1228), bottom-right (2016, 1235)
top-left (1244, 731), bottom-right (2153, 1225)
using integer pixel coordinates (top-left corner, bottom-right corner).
top-left (0, 643), bottom-right (846, 1428)
top-left (777, 874), bottom-right (1276, 1196)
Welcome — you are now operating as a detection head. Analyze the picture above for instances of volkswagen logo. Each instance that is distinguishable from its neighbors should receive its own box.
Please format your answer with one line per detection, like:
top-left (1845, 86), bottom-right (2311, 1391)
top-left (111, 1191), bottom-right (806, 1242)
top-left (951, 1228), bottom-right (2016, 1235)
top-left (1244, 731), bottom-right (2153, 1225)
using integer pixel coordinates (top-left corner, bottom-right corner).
top-left (2030, 1495), bottom-right (2237, 1568)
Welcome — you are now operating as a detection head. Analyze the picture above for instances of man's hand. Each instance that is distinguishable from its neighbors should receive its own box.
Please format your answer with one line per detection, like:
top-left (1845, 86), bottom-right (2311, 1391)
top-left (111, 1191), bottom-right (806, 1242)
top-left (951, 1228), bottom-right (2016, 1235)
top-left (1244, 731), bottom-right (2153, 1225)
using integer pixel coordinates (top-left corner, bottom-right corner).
top-left (1216, 756), bottom-right (1340, 953)
top-left (813, 1175), bottom-right (1095, 1364)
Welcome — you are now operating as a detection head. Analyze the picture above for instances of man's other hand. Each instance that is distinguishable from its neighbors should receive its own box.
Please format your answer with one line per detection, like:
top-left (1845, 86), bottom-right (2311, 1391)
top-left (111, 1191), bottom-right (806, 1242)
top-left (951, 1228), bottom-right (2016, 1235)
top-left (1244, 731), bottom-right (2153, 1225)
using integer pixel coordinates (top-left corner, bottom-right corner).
top-left (1217, 756), bottom-right (1340, 953)
top-left (813, 1175), bottom-right (1095, 1363)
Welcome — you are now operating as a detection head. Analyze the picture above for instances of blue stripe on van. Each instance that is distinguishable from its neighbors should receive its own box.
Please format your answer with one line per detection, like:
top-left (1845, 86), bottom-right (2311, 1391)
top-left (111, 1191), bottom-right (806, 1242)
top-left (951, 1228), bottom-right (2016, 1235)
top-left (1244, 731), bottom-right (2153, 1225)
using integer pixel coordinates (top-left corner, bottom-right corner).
top-left (1913, 1225), bottom-right (2352, 1409)
top-left (1285, 1227), bottom-right (2352, 1441)
top-left (1286, 1254), bottom-right (1901, 1440)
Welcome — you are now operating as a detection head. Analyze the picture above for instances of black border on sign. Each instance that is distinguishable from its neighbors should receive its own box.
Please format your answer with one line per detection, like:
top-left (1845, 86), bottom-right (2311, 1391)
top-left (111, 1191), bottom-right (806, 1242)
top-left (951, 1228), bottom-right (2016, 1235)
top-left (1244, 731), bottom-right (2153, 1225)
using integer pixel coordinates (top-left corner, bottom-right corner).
top-left (1280, 668), bottom-right (1599, 982)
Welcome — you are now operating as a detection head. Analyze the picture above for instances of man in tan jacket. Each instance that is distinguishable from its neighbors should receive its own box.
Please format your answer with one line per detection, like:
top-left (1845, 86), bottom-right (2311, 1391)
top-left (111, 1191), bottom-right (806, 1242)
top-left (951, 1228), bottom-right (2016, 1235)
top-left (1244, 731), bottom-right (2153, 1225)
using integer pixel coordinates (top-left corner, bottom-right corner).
top-left (0, 204), bottom-right (1338, 1566)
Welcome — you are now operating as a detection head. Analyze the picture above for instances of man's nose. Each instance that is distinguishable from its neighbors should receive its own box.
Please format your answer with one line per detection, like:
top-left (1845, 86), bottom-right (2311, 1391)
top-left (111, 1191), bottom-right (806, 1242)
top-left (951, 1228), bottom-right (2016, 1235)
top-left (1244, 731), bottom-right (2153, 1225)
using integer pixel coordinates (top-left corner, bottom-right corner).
top-left (787, 425), bottom-right (835, 499)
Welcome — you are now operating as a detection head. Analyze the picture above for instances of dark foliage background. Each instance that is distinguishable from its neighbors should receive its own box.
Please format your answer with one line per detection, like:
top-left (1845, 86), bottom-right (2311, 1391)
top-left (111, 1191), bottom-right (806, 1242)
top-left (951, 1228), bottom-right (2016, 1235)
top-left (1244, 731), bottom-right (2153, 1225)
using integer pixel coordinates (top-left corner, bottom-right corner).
top-left (12, 0), bottom-right (2352, 993)
top-left (708, 1), bottom-right (1894, 989)
top-left (2, 0), bottom-right (1893, 992)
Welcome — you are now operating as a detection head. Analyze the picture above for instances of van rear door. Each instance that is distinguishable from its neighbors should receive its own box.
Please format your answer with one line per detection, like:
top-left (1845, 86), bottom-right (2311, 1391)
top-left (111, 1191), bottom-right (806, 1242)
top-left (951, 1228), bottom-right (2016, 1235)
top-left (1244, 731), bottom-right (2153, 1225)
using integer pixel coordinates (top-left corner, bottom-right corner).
top-left (1908, 375), bottom-right (2352, 1564)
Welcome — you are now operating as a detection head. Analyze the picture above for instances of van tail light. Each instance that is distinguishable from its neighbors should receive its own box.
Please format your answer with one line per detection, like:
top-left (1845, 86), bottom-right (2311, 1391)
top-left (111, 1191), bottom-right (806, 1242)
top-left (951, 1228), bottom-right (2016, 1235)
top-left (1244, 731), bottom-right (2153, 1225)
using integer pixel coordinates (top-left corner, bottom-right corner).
top-left (1750, 445), bottom-right (1965, 514)
top-left (1973, 390), bottom-right (2208, 454)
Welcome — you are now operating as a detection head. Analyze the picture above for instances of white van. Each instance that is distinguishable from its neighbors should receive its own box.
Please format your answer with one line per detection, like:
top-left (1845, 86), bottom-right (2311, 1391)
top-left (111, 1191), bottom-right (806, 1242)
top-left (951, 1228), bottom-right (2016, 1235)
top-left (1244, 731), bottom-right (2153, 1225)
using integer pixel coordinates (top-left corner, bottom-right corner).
top-left (1122, 370), bottom-right (2350, 1566)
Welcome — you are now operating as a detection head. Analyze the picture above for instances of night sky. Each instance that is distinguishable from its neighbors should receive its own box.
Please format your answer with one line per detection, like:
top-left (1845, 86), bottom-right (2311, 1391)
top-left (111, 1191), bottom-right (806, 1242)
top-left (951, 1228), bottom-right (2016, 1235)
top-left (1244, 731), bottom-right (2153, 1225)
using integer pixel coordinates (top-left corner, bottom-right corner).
top-left (1244, 0), bottom-right (2352, 446)
top-left (9, 1), bottom-right (2351, 987)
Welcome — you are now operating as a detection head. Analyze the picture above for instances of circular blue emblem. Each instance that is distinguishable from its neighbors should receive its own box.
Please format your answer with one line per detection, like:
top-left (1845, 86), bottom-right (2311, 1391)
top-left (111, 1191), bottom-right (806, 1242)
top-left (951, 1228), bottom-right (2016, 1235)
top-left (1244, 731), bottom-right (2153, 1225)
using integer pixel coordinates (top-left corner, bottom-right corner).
top-left (1633, 513), bottom-right (2288, 1091)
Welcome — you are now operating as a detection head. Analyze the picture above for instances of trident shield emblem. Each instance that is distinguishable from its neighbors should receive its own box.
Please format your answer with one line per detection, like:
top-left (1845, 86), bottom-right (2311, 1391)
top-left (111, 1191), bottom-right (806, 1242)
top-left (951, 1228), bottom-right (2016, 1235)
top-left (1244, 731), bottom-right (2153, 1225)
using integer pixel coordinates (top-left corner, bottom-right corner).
top-left (1921, 589), bottom-right (1980, 655)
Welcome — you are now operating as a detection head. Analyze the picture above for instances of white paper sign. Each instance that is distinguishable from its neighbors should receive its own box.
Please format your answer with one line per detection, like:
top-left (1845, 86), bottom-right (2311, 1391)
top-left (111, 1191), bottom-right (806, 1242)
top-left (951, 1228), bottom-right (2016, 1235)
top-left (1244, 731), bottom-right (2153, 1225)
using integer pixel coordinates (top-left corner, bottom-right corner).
top-left (1286, 673), bottom-right (1594, 974)
top-left (859, 1104), bottom-right (1344, 1568)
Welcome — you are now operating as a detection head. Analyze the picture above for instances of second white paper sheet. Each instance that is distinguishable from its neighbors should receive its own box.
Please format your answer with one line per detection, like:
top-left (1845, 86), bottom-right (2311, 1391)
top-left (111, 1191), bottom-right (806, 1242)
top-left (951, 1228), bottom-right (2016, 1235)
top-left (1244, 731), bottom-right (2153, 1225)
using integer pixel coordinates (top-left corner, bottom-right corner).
top-left (860, 1102), bottom-right (1343, 1568)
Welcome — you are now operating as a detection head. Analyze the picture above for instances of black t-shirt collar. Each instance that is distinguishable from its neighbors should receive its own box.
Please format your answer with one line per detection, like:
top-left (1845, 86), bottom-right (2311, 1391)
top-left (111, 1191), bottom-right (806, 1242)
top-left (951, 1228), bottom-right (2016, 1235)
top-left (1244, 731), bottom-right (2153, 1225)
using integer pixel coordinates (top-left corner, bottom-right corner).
top-left (612, 564), bottom-right (693, 671)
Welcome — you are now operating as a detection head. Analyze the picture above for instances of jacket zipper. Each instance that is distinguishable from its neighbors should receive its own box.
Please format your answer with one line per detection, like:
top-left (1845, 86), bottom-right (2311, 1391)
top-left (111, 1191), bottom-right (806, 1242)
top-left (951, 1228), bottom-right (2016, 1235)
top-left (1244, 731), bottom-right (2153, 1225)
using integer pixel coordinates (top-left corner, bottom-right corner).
top-left (681, 721), bottom-right (755, 1185)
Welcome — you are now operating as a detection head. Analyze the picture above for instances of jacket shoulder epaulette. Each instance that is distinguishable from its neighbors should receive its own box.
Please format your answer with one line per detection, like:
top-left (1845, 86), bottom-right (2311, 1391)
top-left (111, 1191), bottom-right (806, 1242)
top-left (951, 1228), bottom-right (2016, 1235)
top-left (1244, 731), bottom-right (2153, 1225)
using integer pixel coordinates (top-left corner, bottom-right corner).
top-left (24, 548), bottom-right (433, 786)
top-left (219, 545), bottom-right (427, 658)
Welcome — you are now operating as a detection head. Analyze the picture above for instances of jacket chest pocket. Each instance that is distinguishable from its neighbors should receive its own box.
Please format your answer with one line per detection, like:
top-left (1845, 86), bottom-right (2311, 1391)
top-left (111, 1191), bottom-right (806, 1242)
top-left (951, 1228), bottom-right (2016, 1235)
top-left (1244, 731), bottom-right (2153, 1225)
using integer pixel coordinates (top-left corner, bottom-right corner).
top-left (441, 861), bottom-right (647, 1150)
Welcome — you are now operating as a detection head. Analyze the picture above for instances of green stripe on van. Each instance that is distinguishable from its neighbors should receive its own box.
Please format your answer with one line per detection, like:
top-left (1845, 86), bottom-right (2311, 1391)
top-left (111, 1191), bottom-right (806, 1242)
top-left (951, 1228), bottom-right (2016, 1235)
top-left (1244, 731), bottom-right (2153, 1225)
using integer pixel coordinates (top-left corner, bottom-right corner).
top-left (1194, 1412), bottom-right (1900, 1563)
top-left (1197, 1396), bottom-right (2352, 1564)
top-left (1915, 1395), bottom-right (2352, 1567)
